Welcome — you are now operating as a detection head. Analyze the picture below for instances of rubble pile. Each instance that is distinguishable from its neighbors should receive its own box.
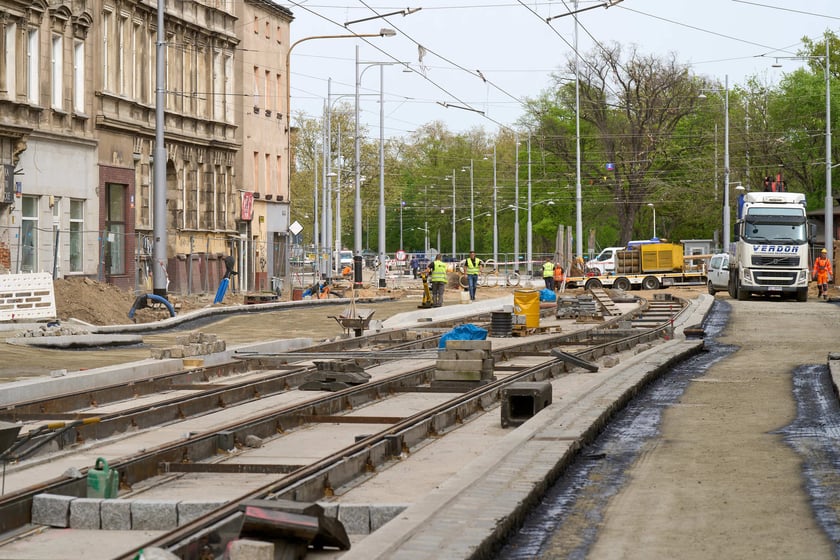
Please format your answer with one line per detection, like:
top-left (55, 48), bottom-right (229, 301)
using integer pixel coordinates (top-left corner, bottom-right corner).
top-left (150, 332), bottom-right (226, 359)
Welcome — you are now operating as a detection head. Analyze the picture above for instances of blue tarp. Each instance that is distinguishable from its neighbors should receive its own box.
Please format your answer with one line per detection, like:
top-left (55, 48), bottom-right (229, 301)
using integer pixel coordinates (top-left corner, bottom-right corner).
top-left (539, 288), bottom-right (557, 302)
top-left (438, 323), bottom-right (488, 349)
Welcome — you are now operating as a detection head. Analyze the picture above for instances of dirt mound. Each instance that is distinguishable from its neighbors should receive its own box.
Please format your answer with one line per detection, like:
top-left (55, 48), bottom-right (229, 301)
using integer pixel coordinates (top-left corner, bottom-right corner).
top-left (52, 278), bottom-right (243, 326)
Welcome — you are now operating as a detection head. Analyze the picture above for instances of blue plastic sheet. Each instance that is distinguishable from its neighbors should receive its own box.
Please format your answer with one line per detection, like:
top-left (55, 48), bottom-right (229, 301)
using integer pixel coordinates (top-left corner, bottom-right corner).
top-left (539, 288), bottom-right (557, 302)
top-left (438, 323), bottom-right (488, 349)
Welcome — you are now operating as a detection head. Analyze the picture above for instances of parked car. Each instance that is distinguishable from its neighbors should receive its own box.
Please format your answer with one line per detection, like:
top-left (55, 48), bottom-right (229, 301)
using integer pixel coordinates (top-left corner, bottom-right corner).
top-left (707, 253), bottom-right (730, 295)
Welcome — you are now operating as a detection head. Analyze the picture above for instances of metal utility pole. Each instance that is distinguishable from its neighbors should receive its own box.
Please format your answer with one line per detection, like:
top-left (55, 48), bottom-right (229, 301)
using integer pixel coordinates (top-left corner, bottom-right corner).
top-left (153, 0), bottom-right (168, 298)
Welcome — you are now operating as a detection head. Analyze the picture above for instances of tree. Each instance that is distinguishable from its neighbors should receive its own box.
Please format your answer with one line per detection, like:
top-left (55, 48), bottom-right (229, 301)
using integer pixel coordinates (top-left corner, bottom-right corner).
top-left (538, 43), bottom-right (705, 244)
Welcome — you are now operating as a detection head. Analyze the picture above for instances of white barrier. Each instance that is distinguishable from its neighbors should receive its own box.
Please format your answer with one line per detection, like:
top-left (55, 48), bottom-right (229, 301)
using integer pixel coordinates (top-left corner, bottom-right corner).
top-left (0, 273), bottom-right (56, 321)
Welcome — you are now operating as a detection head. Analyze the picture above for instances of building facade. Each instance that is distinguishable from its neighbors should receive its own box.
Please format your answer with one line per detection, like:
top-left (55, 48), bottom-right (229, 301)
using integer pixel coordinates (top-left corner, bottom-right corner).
top-left (0, 0), bottom-right (293, 296)
top-left (235, 0), bottom-right (292, 293)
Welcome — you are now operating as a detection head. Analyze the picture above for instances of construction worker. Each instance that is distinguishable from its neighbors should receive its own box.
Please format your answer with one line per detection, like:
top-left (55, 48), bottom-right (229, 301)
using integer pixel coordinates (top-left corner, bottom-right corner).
top-left (813, 248), bottom-right (833, 300)
top-left (429, 254), bottom-right (448, 308)
top-left (553, 262), bottom-right (565, 292)
top-left (542, 256), bottom-right (555, 291)
top-left (463, 250), bottom-right (484, 302)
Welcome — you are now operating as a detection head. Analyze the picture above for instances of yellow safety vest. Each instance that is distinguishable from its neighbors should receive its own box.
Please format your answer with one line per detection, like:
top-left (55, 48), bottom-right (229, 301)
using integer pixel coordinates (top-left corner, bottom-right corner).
top-left (431, 260), bottom-right (448, 283)
top-left (543, 261), bottom-right (555, 278)
top-left (466, 257), bottom-right (481, 275)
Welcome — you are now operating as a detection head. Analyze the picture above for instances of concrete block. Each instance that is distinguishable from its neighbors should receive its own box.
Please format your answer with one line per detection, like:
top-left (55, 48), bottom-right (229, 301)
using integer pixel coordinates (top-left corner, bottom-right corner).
top-left (434, 370), bottom-right (483, 381)
top-left (189, 332), bottom-right (202, 344)
top-left (337, 504), bottom-right (370, 535)
top-left (132, 500), bottom-right (178, 530)
top-left (214, 341), bottom-right (226, 352)
top-left (370, 504), bottom-right (408, 532)
top-left (452, 350), bottom-right (489, 361)
top-left (101, 499), bottom-right (132, 530)
top-left (178, 501), bottom-right (227, 526)
top-left (169, 347), bottom-right (185, 358)
top-left (200, 333), bottom-right (218, 344)
top-left (501, 381), bottom-right (553, 428)
top-left (217, 430), bottom-right (235, 450)
top-left (69, 498), bottom-right (101, 529)
top-left (31, 494), bottom-right (74, 527)
top-left (436, 358), bottom-right (484, 371)
top-left (318, 502), bottom-right (339, 519)
top-left (227, 539), bottom-right (274, 560)
top-left (175, 335), bottom-right (191, 346)
top-left (444, 339), bottom-right (491, 351)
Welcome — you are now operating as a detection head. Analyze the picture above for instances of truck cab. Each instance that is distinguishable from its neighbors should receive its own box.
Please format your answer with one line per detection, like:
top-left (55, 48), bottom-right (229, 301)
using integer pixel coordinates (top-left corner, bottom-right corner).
top-left (729, 192), bottom-right (813, 301)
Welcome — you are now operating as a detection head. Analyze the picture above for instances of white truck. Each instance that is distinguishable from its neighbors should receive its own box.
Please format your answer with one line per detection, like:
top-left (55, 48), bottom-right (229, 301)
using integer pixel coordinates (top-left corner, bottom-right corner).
top-left (586, 246), bottom-right (626, 276)
top-left (728, 191), bottom-right (814, 302)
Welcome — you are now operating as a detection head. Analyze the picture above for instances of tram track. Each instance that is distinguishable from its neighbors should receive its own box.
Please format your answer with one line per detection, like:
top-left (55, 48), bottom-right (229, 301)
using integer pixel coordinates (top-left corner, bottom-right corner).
top-left (0, 294), bottom-right (690, 558)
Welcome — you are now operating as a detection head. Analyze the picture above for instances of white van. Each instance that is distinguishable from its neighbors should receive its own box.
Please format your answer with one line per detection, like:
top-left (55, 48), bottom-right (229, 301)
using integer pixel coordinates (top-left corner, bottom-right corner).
top-left (707, 253), bottom-right (730, 295)
top-left (587, 246), bottom-right (626, 275)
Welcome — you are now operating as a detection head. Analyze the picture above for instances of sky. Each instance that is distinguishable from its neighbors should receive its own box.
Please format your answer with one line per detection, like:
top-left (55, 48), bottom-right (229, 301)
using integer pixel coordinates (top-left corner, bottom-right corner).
top-left (282, 0), bottom-right (838, 139)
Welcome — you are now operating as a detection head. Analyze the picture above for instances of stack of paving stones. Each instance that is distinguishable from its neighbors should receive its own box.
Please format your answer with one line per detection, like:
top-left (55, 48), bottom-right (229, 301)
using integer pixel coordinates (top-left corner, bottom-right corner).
top-left (150, 331), bottom-right (226, 359)
top-left (555, 295), bottom-right (601, 319)
top-left (31, 494), bottom-right (226, 530)
top-left (16, 323), bottom-right (90, 338)
top-left (431, 339), bottom-right (495, 390)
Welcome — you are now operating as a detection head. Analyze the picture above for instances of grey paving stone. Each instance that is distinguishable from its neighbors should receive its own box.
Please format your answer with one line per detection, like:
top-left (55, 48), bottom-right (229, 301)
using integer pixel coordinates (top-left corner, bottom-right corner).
top-left (370, 504), bottom-right (408, 532)
top-left (101, 499), bottom-right (132, 530)
top-left (226, 539), bottom-right (275, 560)
top-left (178, 501), bottom-right (227, 526)
top-left (337, 504), bottom-right (370, 535)
top-left (132, 500), bottom-right (178, 530)
top-left (31, 494), bottom-right (74, 528)
top-left (69, 498), bottom-right (101, 529)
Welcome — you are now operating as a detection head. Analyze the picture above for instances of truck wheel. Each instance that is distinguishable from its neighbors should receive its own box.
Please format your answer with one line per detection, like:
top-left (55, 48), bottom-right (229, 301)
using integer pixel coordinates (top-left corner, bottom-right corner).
top-left (796, 288), bottom-right (808, 302)
top-left (585, 278), bottom-right (603, 291)
top-left (613, 277), bottom-right (631, 291)
top-left (707, 280), bottom-right (716, 296)
top-left (736, 279), bottom-right (750, 301)
top-left (641, 276), bottom-right (660, 290)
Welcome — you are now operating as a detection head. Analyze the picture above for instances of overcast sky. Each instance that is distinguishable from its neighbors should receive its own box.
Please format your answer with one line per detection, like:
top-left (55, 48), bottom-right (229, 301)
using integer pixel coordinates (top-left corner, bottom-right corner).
top-left (283, 0), bottom-right (838, 138)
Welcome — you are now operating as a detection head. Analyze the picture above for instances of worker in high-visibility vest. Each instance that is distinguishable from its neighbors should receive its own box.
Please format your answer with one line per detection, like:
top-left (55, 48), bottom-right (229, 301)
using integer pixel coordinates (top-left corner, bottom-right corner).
top-left (553, 262), bottom-right (565, 292)
top-left (429, 254), bottom-right (448, 308)
top-left (542, 256), bottom-right (555, 291)
top-left (462, 250), bottom-right (484, 302)
top-left (812, 248), bottom-right (833, 300)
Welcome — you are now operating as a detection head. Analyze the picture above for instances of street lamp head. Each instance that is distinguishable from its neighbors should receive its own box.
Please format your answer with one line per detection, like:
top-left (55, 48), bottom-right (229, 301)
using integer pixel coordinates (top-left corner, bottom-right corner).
top-left (379, 28), bottom-right (397, 37)
top-left (647, 203), bottom-right (655, 208)
top-left (697, 92), bottom-right (707, 99)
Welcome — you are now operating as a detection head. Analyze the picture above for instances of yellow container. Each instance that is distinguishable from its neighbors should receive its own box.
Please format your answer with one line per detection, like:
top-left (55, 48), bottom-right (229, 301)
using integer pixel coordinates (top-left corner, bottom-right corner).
top-left (513, 289), bottom-right (540, 328)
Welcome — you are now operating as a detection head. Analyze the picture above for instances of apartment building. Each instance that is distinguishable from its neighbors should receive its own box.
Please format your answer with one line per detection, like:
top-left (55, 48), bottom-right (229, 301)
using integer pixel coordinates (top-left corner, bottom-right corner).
top-left (235, 0), bottom-right (293, 293)
top-left (0, 0), bottom-right (293, 296)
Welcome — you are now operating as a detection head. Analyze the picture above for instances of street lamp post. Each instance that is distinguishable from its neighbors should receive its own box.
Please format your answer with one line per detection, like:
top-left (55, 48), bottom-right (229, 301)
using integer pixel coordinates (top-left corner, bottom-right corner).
top-left (492, 146), bottom-right (498, 267)
top-left (451, 170), bottom-right (457, 260)
top-left (699, 75), bottom-right (731, 251)
top-left (769, 40), bottom-right (832, 268)
top-left (514, 134), bottom-right (520, 273)
top-left (462, 160), bottom-right (475, 251)
top-left (647, 203), bottom-right (656, 239)
top-left (526, 136), bottom-right (533, 276)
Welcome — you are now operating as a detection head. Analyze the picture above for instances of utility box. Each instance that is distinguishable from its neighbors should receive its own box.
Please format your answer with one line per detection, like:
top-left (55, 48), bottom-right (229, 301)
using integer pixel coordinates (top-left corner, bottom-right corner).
top-left (87, 457), bottom-right (119, 499)
top-left (501, 381), bottom-right (552, 428)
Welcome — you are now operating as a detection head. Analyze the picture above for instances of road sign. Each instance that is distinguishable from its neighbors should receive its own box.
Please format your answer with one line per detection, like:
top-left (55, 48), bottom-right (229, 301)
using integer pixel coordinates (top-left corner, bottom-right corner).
top-left (289, 221), bottom-right (303, 236)
top-left (395, 250), bottom-right (407, 261)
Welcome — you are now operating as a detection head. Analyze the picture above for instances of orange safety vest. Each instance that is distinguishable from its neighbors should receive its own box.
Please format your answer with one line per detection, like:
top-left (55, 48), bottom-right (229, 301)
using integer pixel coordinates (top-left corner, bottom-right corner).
top-left (553, 265), bottom-right (565, 283)
top-left (813, 256), bottom-right (832, 282)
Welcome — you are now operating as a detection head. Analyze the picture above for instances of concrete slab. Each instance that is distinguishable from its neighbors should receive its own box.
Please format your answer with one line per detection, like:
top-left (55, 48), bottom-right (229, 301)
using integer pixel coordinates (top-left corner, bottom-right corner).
top-left (69, 498), bottom-right (101, 529)
top-left (131, 500), bottom-right (178, 531)
top-left (31, 494), bottom-right (74, 528)
top-left (101, 499), bottom-right (132, 530)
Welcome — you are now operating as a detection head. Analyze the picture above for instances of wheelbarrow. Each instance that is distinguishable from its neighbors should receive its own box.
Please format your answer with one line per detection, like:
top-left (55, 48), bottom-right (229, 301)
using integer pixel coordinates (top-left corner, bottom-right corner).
top-left (329, 308), bottom-right (375, 337)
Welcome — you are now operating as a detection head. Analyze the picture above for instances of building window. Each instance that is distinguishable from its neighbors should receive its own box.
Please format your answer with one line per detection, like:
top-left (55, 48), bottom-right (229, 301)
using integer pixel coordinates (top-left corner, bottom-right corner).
top-left (102, 11), bottom-right (110, 91)
top-left (70, 199), bottom-right (84, 272)
top-left (253, 152), bottom-right (259, 192)
top-left (252, 65), bottom-right (260, 108)
top-left (253, 16), bottom-right (259, 34)
top-left (264, 153), bottom-right (270, 194)
top-left (117, 14), bottom-right (127, 95)
top-left (105, 184), bottom-right (125, 275)
top-left (132, 22), bottom-right (141, 99)
top-left (27, 28), bottom-right (39, 104)
top-left (73, 40), bottom-right (84, 113)
top-left (264, 69), bottom-right (270, 112)
top-left (51, 35), bottom-right (63, 109)
top-left (276, 155), bottom-right (282, 196)
top-left (224, 54), bottom-right (233, 123)
top-left (21, 196), bottom-right (39, 273)
top-left (276, 73), bottom-right (282, 116)
top-left (5, 23), bottom-right (16, 100)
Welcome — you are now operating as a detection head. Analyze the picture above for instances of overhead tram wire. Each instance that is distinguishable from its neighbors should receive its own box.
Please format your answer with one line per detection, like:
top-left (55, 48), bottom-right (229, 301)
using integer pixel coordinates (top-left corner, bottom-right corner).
top-left (731, 0), bottom-right (840, 21)
top-left (285, 0), bottom-right (513, 132)
top-left (353, 0), bottom-right (522, 132)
